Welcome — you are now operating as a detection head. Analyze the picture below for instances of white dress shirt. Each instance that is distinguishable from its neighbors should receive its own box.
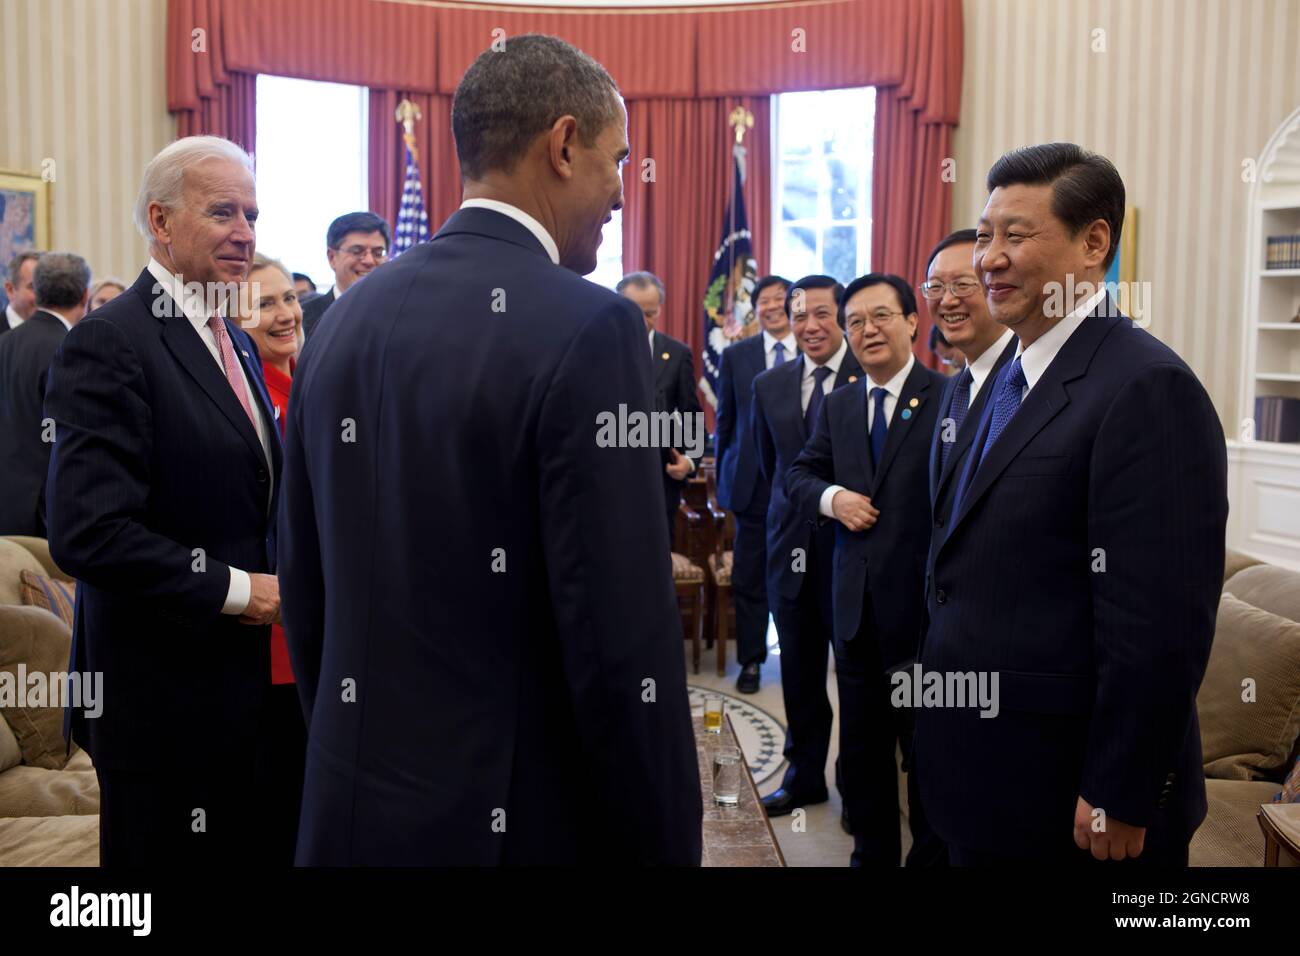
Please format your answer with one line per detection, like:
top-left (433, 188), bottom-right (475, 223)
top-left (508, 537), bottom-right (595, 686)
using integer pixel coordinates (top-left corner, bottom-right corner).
top-left (1016, 286), bottom-right (1107, 397)
top-left (819, 354), bottom-right (915, 517)
top-left (800, 337), bottom-right (848, 413)
top-left (459, 198), bottom-right (561, 265)
top-left (763, 329), bottom-right (797, 370)
top-left (146, 257), bottom-right (272, 616)
top-left (5, 304), bottom-right (25, 330)
top-left (967, 327), bottom-right (1016, 404)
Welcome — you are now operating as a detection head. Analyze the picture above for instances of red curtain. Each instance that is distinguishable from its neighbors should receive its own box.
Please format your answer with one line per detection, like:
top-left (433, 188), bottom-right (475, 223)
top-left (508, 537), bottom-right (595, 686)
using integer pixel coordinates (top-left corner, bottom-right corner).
top-left (367, 90), bottom-right (461, 241)
top-left (168, 0), bottom-right (255, 155)
top-left (623, 96), bottom-right (772, 421)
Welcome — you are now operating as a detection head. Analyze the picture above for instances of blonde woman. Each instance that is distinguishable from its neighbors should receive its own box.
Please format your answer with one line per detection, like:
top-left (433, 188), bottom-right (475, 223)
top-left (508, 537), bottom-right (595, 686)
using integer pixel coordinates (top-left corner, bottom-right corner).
top-left (88, 276), bottom-right (127, 311)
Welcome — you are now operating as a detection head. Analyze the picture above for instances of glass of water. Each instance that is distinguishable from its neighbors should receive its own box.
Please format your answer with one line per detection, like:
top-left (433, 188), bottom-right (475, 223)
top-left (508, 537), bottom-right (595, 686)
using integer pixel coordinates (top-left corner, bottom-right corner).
top-left (712, 746), bottom-right (742, 807)
top-left (703, 694), bottom-right (724, 734)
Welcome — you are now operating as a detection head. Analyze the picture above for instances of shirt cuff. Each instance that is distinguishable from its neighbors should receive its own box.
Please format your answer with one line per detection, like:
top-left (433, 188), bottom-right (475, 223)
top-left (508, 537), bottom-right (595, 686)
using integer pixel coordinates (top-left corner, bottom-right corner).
top-left (223, 566), bottom-right (251, 615)
top-left (686, 456), bottom-right (696, 474)
top-left (819, 484), bottom-right (846, 518)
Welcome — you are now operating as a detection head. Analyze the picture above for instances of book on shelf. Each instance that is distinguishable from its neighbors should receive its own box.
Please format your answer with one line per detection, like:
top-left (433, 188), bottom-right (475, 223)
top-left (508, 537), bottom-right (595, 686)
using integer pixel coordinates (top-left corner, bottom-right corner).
top-left (1255, 396), bottom-right (1300, 443)
top-left (1266, 234), bottom-right (1300, 270)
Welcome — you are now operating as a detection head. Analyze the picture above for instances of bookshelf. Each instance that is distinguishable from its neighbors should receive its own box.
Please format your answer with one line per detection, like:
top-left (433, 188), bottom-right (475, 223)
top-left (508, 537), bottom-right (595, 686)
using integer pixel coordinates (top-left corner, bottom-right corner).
top-left (1229, 105), bottom-right (1300, 570)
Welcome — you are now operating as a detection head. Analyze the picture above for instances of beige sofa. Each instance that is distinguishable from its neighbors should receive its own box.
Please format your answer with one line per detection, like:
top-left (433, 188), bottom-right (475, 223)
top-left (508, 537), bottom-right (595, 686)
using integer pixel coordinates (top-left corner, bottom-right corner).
top-left (0, 536), bottom-right (99, 866)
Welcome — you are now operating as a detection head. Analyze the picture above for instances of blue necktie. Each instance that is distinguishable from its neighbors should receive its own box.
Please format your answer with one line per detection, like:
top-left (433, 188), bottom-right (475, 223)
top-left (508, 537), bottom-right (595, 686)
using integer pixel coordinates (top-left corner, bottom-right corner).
top-left (869, 386), bottom-right (888, 467)
top-left (939, 367), bottom-right (972, 471)
top-left (804, 365), bottom-right (833, 435)
top-left (976, 356), bottom-right (1027, 469)
top-left (772, 341), bottom-right (787, 368)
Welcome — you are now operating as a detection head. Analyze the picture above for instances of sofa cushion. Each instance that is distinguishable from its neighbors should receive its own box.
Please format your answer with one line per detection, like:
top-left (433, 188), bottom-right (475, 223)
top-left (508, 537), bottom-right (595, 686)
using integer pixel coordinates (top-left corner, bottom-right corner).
top-left (0, 537), bottom-right (72, 583)
top-left (0, 539), bottom-right (45, 607)
top-left (1223, 549), bottom-right (1265, 585)
top-left (1189, 778), bottom-right (1280, 867)
top-left (0, 712), bottom-right (20, 774)
top-left (1199, 592), bottom-right (1300, 780)
top-left (19, 570), bottom-right (75, 630)
top-left (0, 815), bottom-right (99, 867)
top-left (0, 605), bottom-right (73, 770)
top-left (1224, 563), bottom-right (1300, 627)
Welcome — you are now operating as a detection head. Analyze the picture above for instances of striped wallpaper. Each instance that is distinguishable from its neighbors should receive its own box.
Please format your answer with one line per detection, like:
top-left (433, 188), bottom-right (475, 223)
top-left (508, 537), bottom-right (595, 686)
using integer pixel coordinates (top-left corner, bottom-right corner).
top-left (951, 0), bottom-right (1300, 428)
top-left (0, 0), bottom-right (173, 284)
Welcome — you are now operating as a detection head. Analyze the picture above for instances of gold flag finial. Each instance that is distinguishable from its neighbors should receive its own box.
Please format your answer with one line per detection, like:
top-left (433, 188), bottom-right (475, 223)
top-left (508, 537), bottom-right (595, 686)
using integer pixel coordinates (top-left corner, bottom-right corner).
top-left (729, 107), bottom-right (754, 145)
top-left (396, 99), bottom-right (422, 162)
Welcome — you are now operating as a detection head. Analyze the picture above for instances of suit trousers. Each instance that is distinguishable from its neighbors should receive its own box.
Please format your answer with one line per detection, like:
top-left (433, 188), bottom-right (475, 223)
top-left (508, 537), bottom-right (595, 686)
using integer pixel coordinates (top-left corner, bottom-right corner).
top-left (835, 607), bottom-right (946, 867)
top-left (730, 508), bottom-right (769, 666)
top-left (771, 527), bottom-right (836, 798)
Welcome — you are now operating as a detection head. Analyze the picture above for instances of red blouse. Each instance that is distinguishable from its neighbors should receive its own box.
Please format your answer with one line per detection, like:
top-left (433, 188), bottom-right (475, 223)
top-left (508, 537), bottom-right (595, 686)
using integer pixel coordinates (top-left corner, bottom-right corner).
top-left (263, 359), bottom-right (295, 685)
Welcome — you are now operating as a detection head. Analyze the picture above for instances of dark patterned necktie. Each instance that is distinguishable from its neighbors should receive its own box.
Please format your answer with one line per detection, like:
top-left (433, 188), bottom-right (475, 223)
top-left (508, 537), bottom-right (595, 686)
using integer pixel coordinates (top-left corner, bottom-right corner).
top-left (804, 365), bottom-right (833, 435)
top-left (772, 341), bottom-right (787, 367)
top-left (940, 367), bottom-right (972, 471)
top-left (869, 386), bottom-right (888, 467)
top-left (976, 356), bottom-right (1026, 469)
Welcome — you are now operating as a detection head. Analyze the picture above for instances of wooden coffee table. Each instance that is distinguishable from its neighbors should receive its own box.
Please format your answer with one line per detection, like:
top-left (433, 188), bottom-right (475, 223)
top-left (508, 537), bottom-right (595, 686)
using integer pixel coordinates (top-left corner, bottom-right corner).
top-left (695, 714), bottom-right (785, 867)
top-left (1258, 803), bottom-right (1300, 866)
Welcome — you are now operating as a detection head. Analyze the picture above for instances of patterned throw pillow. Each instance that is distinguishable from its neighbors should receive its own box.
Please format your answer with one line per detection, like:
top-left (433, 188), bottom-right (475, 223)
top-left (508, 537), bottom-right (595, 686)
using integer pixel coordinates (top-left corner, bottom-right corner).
top-left (1277, 757), bottom-right (1300, 804)
top-left (18, 570), bottom-right (75, 630)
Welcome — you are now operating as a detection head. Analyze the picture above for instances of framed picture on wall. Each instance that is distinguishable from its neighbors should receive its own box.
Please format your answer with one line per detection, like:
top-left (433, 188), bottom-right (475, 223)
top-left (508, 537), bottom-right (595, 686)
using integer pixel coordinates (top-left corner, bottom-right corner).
top-left (0, 169), bottom-right (52, 276)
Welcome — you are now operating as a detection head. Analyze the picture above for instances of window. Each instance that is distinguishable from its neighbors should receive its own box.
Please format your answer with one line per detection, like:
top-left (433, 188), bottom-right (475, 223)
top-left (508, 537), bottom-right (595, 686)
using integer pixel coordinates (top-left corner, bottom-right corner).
top-left (771, 87), bottom-right (876, 284)
top-left (587, 210), bottom-right (624, 291)
top-left (254, 75), bottom-right (369, 292)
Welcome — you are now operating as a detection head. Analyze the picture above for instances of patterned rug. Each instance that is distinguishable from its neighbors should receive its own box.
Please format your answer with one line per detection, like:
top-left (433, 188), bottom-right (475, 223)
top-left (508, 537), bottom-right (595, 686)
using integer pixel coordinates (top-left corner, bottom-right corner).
top-left (687, 686), bottom-right (787, 786)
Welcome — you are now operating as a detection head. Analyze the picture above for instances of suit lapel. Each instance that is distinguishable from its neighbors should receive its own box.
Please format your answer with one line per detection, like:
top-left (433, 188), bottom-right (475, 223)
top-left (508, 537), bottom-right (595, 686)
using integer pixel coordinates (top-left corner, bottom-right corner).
top-left (157, 294), bottom-right (268, 470)
top-left (947, 309), bottom-right (1124, 537)
top-left (929, 373), bottom-right (958, 505)
top-left (231, 327), bottom-right (279, 476)
top-left (934, 335), bottom-right (1018, 503)
top-left (871, 361), bottom-right (934, 496)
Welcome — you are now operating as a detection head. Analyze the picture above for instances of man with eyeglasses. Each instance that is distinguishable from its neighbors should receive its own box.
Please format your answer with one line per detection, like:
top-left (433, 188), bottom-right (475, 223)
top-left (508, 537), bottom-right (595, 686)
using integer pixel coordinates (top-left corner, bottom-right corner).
top-left (786, 273), bottom-right (946, 867)
top-left (921, 229), bottom-right (1017, 550)
top-left (302, 211), bottom-right (391, 338)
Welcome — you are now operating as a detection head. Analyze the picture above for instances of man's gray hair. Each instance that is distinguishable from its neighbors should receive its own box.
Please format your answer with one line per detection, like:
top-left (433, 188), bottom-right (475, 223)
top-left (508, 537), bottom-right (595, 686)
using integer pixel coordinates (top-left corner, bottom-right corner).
top-left (133, 136), bottom-right (254, 241)
top-left (452, 34), bottom-right (621, 180)
top-left (34, 252), bottom-right (92, 309)
top-left (616, 271), bottom-right (665, 301)
top-left (6, 250), bottom-right (40, 285)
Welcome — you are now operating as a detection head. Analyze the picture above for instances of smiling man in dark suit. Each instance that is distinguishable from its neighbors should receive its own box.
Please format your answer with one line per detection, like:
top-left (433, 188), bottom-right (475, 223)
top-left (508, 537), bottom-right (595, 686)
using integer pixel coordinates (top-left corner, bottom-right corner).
top-left (618, 271), bottom-right (704, 550)
top-left (45, 136), bottom-right (284, 866)
top-left (280, 35), bottom-right (701, 866)
top-left (300, 211), bottom-right (390, 339)
top-left (786, 273), bottom-right (947, 866)
top-left (751, 274), bottom-right (861, 817)
top-left (918, 143), bottom-right (1227, 866)
top-left (715, 274), bottom-right (792, 693)
top-left (0, 252), bottom-right (90, 536)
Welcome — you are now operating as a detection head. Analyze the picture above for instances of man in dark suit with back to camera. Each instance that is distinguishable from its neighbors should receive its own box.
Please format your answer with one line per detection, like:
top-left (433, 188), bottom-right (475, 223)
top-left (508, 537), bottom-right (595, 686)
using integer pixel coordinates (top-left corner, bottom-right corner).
top-left (44, 136), bottom-right (285, 865)
top-left (785, 273), bottom-right (947, 867)
top-left (715, 274), bottom-right (793, 693)
top-left (0, 252), bottom-right (91, 536)
top-left (751, 275), bottom-right (861, 818)
top-left (300, 211), bottom-right (390, 339)
top-left (617, 271), bottom-right (704, 549)
top-left (917, 143), bottom-right (1228, 866)
top-left (280, 34), bottom-right (702, 866)
top-left (923, 229), bottom-right (1018, 543)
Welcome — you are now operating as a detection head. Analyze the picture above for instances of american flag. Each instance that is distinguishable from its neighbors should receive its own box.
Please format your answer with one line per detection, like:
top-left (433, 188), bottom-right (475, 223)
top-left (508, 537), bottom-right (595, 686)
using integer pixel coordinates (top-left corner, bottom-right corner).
top-left (393, 142), bottom-right (429, 255)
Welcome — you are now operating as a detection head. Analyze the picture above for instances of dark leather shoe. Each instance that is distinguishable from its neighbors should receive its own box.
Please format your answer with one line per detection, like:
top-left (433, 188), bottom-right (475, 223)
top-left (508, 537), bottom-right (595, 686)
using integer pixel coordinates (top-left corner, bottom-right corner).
top-left (735, 662), bottom-right (761, 694)
top-left (762, 787), bottom-right (829, 817)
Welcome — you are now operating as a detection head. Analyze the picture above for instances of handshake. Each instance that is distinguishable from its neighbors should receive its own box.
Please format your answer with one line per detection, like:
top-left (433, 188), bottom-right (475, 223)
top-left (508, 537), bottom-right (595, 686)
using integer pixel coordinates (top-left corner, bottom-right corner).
top-left (240, 572), bottom-right (281, 626)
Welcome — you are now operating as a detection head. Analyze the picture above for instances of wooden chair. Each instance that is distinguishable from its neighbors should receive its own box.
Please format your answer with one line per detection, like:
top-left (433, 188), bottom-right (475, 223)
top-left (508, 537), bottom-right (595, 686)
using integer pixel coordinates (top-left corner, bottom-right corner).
top-left (703, 471), bottom-right (736, 676)
top-left (671, 503), bottom-right (707, 674)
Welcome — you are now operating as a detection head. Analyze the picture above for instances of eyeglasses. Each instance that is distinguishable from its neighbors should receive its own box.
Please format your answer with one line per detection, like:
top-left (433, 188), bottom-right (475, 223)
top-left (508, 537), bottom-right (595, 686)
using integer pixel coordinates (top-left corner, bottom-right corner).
top-left (336, 244), bottom-right (388, 262)
top-left (919, 278), bottom-right (981, 301)
top-left (847, 310), bottom-right (904, 332)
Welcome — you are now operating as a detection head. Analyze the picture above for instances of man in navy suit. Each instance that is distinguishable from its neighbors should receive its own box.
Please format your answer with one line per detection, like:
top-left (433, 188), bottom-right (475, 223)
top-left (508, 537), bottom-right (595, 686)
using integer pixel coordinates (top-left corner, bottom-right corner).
top-left (786, 274), bottom-right (947, 866)
top-left (45, 136), bottom-right (285, 865)
top-left (917, 143), bottom-right (1228, 866)
top-left (300, 211), bottom-right (390, 340)
top-left (923, 229), bottom-right (1017, 549)
top-left (279, 35), bottom-right (702, 866)
top-left (617, 271), bottom-right (704, 550)
top-left (751, 275), bottom-right (861, 818)
top-left (714, 274), bottom-right (792, 693)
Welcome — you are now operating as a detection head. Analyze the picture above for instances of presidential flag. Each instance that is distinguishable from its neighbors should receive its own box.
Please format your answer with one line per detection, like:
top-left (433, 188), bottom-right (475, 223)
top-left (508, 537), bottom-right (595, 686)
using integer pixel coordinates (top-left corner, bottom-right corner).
top-left (393, 141), bottom-right (429, 255)
top-left (699, 146), bottom-right (758, 410)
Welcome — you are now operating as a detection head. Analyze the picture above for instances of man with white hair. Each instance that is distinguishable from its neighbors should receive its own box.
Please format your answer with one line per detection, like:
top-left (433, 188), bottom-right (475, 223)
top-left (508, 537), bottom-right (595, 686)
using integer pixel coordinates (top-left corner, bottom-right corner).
top-left (44, 135), bottom-right (288, 865)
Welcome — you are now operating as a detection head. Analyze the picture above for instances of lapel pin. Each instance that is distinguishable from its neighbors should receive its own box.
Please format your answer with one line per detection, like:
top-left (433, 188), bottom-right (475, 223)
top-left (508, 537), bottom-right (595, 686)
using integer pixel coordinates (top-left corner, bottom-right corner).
top-left (661, 351), bottom-right (670, 361)
top-left (848, 375), bottom-right (858, 383)
top-left (909, 397), bottom-right (919, 408)
top-left (901, 408), bottom-right (913, 420)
